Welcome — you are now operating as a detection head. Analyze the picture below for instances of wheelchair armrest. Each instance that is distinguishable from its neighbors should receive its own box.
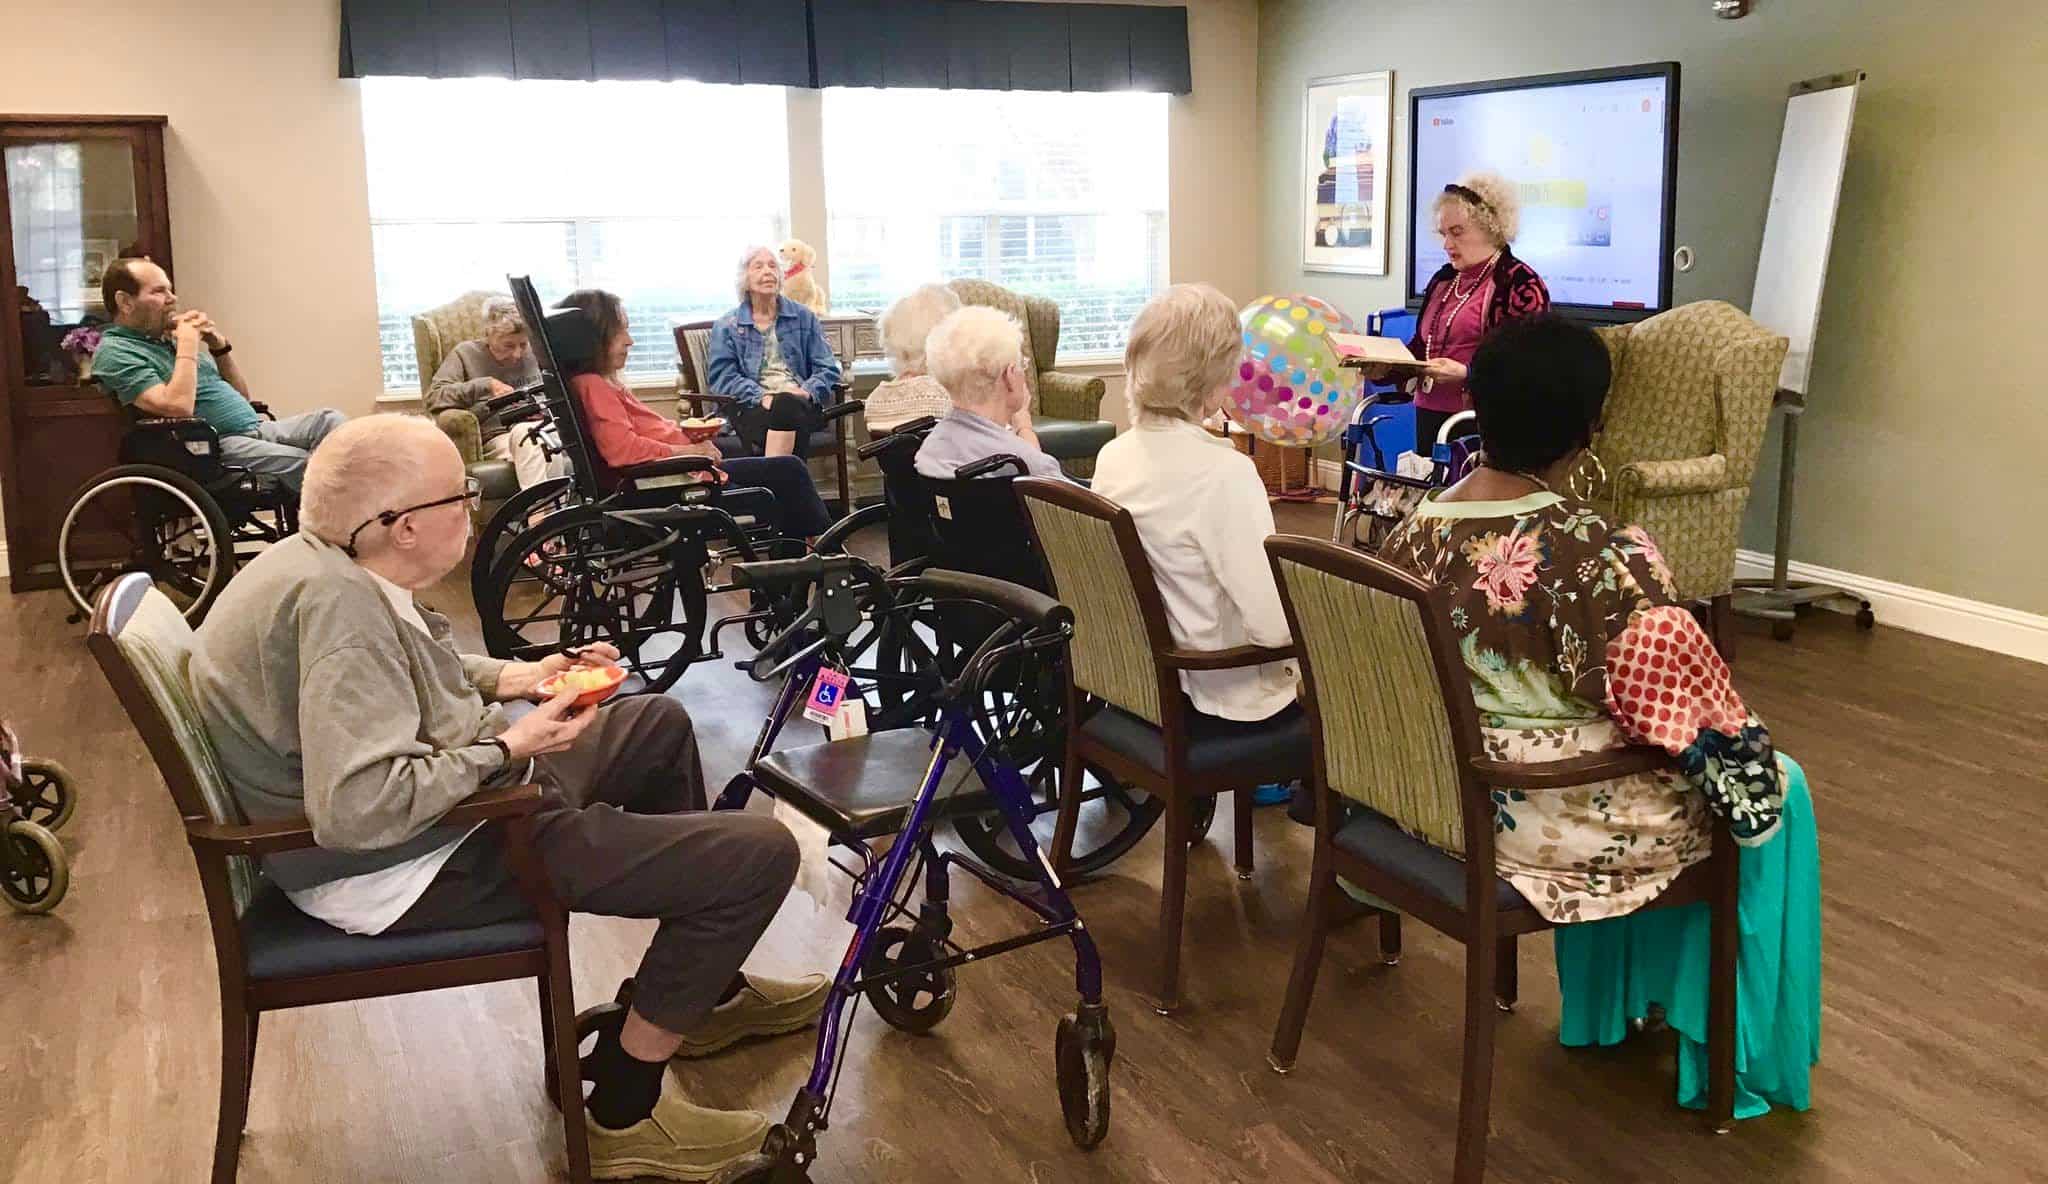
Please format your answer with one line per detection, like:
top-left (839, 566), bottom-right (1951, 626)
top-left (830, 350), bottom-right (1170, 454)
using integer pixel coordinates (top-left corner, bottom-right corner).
top-left (682, 390), bottom-right (739, 411)
top-left (957, 454), bottom-right (1027, 480)
top-left (617, 455), bottom-right (716, 481)
top-left (249, 401), bottom-right (276, 420)
top-left (814, 501), bottom-right (889, 554)
top-left (819, 397), bottom-right (864, 425)
top-left (1159, 643), bottom-right (1296, 671)
top-left (856, 417), bottom-right (938, 460)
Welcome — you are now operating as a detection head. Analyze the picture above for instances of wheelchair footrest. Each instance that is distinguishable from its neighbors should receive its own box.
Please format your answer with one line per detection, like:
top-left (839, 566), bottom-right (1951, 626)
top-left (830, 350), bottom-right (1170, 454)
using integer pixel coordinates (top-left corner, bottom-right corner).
top-left (753, 729), bottom-right (996, 841)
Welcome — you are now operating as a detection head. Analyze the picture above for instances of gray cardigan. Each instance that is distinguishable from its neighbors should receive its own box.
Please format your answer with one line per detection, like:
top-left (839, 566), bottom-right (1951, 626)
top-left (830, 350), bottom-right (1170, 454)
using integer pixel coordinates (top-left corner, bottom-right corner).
top-left (188, 533), bottom-right (515, 891)
top-left (425, 339), bottom-right (541, 441)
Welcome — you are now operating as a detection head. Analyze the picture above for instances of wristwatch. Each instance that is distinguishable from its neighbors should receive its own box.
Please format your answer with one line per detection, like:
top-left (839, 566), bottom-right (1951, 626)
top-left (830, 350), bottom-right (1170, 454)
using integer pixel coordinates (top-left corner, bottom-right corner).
top-left (209, 341), bottom-right (233, 358)
top-left (482, 737), bottom-right (512, 765)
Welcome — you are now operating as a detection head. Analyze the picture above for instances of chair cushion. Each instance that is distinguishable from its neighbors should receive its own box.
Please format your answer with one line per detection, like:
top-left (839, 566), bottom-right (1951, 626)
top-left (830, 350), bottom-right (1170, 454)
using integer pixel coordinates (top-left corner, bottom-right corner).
top-left (240, 882), bottom-right (544, 981)
top-left (1032, 416), bottom-right (1115, 461)
top-left (753, 728), bottom-right (994, 841)
top-left (1333, 809), bottom-right (1530, 914)
top-left (468, 458), bottom-right (520, 501)
top-left (1080, 703), bottom-right (1311, 783)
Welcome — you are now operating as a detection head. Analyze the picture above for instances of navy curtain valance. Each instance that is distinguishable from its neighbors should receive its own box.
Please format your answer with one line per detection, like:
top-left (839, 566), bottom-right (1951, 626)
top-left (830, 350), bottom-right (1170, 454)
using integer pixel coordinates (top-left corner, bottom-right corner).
top-left (340, 1), bottom-right (1191, 94)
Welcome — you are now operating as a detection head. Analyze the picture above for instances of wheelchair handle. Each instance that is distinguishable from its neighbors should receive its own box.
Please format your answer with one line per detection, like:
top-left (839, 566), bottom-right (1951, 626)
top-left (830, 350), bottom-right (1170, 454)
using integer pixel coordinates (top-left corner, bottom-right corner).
top-left (818, 398), bottom-right (866, 424)
top-left (855, 416), bottom-right (939, 460)
top-left (955, 454), bottom-right (1027, 481)
top-left (730, 551), bottom-right (882, 593)
top-left (913, 569), bottom-right (1072, 632)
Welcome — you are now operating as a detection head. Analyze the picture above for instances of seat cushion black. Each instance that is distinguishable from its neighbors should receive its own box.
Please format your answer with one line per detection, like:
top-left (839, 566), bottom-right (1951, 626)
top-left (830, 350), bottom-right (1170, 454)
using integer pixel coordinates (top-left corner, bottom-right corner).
top-left (1333, 809), bottom-right (1531, 914)
top-left (468, 458), bottom-right (520, 501)
top-left (1080, 702), bottom-right (1311, 783)
top-left (240, 883), bottom-right (544, 981)
top-left (1032, 416), bottom-right (1115, 461)
top-left (753, 727), bottom-right (994, 841)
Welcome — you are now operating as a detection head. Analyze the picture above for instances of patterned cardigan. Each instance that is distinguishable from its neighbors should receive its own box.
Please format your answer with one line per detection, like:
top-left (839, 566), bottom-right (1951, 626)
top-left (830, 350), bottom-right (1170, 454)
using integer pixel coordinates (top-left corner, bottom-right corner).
top-left (1405, 243), bottom-right (1551, 355)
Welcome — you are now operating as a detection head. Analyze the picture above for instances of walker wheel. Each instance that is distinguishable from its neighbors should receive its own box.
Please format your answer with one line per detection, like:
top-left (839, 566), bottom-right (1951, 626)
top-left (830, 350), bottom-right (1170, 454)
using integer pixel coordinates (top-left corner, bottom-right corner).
top-left (1770, 618), bottom-right (1795, 642)
top-left (1, 820), bottom-right (68, 914)
top-left (17, 759), bottom-right (77, 831)
top-left (1054, 1007), bottom-right (1116, 1149)
top-left (1855, 606), bottom-right (1875, 630)
top-left (862, 925), bottom-right (956, 1034)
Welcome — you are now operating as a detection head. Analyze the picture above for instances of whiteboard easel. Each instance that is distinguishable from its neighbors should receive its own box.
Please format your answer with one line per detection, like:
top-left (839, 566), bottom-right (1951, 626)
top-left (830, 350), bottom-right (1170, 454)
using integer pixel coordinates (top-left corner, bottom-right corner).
top-left (1734, 71), bottom-right (1874, 637)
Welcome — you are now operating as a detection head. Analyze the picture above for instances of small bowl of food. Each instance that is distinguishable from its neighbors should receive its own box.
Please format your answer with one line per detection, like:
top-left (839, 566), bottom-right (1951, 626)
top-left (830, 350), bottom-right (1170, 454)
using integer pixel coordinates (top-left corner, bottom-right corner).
top-left (537, 663), bottom-right (627, 708)
top-left (678, 416), bottom-right (725, 444)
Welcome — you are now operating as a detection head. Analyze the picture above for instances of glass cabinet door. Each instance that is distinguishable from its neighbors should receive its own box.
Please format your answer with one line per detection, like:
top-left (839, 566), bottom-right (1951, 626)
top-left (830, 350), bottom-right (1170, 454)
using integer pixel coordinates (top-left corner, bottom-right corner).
top-left (4, 132), bottom-right (147, 388)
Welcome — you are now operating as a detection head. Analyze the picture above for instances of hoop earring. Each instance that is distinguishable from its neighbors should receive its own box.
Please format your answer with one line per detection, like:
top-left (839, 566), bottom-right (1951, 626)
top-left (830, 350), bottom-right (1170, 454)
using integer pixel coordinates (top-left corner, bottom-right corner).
top-left (1569, 449), bottom-right (1608, 501)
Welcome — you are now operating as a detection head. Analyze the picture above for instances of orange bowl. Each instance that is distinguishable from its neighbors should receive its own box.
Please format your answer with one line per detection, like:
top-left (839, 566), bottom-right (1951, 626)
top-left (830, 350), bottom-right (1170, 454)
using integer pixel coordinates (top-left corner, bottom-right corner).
top-left (537, 663), bottom-right (626, 708)
top-left (678, 416), bottom-right (725, 443)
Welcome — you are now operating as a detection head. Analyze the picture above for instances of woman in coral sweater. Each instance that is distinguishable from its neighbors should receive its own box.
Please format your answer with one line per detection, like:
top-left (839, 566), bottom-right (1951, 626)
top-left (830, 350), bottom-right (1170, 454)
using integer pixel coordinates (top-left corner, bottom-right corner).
top-left (554, 288), bottom-right (833, 540)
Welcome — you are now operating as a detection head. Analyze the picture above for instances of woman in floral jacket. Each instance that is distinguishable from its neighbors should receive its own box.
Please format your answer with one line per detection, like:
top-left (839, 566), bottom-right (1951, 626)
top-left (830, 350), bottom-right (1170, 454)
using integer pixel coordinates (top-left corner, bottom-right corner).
top-left (1378, 315), bottom-right (1820, 1120)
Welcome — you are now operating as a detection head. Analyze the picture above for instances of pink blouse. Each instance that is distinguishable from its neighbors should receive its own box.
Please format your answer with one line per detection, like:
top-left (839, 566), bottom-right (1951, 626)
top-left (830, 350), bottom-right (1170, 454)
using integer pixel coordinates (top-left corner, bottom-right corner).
top-left (1414, 267), bottom-right (1495, 414)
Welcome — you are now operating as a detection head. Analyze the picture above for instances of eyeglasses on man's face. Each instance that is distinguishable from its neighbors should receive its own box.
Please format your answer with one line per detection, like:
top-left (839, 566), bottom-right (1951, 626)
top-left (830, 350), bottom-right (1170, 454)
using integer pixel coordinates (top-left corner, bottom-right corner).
top-left (343, 476), bottom-right (482, 557)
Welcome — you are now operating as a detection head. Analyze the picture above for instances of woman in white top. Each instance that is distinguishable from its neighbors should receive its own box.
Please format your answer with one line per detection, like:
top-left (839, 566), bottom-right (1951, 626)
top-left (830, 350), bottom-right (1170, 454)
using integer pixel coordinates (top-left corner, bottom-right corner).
top-left (1090, 283), bottom-right (1298, 723)
top-left (865, 283), bottom-right (961, 434)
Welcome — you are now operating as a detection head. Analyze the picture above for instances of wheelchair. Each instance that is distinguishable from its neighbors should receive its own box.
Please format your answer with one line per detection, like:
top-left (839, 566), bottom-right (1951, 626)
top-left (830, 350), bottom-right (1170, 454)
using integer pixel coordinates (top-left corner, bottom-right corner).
top-left (575, 553), bottom-right (1116, 1181)
top-left (56, 395), bottom-right (298, 624)
top-left (853, 420), bottom-right (1217, 882)
top-left (468, 276), bottom-right (864, 694)
top-left (1, 717), bottom-right (73, 913)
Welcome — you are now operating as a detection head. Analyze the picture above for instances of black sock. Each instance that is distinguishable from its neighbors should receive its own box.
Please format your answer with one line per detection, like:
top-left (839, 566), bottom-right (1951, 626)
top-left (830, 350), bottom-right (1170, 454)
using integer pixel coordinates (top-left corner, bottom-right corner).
top-left (585, 1024), bottom-right (667, 1131)
top-left (716, 974), bottom-right (747, 1006)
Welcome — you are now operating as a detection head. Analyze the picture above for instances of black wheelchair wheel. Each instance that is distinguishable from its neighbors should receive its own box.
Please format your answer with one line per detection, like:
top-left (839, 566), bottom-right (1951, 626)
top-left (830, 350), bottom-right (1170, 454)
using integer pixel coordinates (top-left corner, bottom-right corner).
top-left (477, 507), bottom-right (704, 694)
top-left (471, 477), bottom-right (578, 647)
top-left (862, 924), bottom-right (956, 1034)
top-left (16, 759), bottom-right (77, 832)
top-left (59, 464), bottom-right (234, 623)
top-left (2, 820), bottom-right (68, 914)
top-left (858, 595), bottom-right (951, 732)
top-left (1054, 1007), bottom-right (1115, 1150)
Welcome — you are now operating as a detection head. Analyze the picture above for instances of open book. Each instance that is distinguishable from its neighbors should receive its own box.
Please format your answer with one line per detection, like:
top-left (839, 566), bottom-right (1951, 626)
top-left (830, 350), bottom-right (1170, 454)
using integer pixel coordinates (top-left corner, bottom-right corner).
top-left (1327, 331), bottom-right (1429, 370)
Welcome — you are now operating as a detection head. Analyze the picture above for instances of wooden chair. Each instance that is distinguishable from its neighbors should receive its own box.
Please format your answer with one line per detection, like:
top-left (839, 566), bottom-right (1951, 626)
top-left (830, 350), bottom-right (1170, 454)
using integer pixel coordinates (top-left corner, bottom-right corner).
top-left (85, 573), bottom-right (590, 1184)
top-left (672, 319), bottom-right (857, 511)
top-left (1261, 536), bottom-right (1738, 1184)
top-left (1016, 477), bottom-right (1308, 1014)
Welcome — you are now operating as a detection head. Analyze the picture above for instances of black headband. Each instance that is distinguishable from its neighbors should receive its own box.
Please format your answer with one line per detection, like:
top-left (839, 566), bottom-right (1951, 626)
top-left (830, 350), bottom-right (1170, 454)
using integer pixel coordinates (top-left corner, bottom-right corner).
top-left (1443, 183), bottom-right (1489, 210)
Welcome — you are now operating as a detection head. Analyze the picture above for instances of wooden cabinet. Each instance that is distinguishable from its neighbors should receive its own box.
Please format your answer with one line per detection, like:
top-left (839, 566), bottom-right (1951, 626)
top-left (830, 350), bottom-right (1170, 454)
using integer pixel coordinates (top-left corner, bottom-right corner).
top-left (0, 114), bottom-right (172, 591)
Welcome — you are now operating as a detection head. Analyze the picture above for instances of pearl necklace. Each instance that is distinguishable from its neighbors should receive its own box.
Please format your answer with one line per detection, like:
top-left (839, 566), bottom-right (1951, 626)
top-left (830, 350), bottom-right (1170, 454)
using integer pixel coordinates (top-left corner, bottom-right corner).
top-left (1420, 253), bottom-right (1497, 394)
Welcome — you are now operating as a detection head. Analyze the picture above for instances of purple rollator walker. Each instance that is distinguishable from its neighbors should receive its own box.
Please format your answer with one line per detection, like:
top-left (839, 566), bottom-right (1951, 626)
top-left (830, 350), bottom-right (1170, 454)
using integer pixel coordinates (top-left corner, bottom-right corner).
top-left (577, 552), bottom-right (1114, 1183)
top-left (1333, 395), bottom-right (1481, 551)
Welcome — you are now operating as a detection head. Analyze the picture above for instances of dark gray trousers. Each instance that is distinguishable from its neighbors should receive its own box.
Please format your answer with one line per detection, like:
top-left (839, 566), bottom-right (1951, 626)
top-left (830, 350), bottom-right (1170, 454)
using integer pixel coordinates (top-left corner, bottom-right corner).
top-left (389, 695), bottom-right (800, 1031)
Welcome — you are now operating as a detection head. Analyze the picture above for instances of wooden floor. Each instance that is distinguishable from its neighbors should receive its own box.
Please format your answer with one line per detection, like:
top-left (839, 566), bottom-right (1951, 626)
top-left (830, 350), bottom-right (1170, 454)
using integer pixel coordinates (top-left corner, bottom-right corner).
top-left (7, 504), bottom-right (2048, 1184)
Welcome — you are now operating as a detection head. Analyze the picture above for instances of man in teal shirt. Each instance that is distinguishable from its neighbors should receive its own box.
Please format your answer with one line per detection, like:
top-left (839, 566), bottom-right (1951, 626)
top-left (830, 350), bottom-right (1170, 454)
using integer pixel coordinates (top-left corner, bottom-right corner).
top-left (91, 258), bottom-right (343, 490)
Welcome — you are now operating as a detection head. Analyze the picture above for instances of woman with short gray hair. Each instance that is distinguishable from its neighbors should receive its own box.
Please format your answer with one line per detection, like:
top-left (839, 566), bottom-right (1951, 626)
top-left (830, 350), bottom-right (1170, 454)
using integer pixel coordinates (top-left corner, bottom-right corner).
top-left (705, 245), bottom-right (843, 458)
top-left (1091, 283), bottom-right (1298, 725)
top-left (864, 283), bottom-right (961, 434)
top-left (912, 305), bottom-right (1064, 481)
top-left (424, 295), bottom-right (565, 489)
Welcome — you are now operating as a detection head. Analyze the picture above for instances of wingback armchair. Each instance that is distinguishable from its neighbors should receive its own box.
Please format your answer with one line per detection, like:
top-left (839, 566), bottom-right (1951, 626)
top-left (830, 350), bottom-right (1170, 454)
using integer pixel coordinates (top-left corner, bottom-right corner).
top-left (947, 279), bottom-right (1113, 478)
top-left (1591, 300), bottom-right (1788, 634)
top-left (411, 290), bottom-right (520, 500)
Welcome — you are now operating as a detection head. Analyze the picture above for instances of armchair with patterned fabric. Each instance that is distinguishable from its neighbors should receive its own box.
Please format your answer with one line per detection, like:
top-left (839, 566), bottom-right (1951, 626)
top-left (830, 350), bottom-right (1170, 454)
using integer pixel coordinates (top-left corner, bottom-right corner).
top-left (410, 290), bottom-right (521, 500)
top-left (946, 279), bottom-right (1113, 479)
top-left (1591, 300), bottom-right (1787, 647)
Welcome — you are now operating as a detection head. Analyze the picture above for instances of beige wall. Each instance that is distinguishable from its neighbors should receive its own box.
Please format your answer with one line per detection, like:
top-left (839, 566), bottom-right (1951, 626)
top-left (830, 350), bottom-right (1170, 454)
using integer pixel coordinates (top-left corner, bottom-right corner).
top-left (3, 0), bottom-right (383, 419)
top-left (1256, 0), bottom-right (2048, 616)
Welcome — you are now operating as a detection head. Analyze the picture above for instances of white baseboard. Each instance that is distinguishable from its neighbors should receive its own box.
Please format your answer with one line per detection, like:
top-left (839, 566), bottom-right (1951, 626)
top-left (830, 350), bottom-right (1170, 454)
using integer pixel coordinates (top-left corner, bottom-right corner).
top-left (1734, 549), bottom-right (2048, 666)
top-left (1312, 457), bottom-right (1344, 491)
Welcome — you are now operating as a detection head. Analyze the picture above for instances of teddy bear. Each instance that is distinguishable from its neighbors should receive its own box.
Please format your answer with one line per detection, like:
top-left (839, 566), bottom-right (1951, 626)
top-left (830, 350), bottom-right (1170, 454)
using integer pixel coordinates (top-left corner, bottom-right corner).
top-left (777, 238), bottom-right (830, 315)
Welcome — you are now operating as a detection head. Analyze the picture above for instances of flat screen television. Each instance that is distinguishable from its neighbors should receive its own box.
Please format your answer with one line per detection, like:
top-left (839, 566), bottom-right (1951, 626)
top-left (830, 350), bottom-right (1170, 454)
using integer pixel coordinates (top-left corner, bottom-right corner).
top-left (1407, 62), bottom-right (1680, 322)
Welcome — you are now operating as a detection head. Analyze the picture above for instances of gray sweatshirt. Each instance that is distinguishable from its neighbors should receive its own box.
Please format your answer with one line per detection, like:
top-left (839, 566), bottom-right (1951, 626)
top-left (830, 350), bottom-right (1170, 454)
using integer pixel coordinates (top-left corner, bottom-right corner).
top-left (187, 532), bottom-right (514, 891)
top-left (424, 339), bottom-right (541, 441)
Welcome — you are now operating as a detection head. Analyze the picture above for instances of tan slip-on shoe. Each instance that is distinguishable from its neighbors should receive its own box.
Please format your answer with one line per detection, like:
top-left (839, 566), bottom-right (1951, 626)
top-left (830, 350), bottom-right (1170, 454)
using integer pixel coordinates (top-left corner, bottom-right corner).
top-left (587, 1089), bottom-right (770, 1181)
top-left (673, 972), bottom-right (831, 1059)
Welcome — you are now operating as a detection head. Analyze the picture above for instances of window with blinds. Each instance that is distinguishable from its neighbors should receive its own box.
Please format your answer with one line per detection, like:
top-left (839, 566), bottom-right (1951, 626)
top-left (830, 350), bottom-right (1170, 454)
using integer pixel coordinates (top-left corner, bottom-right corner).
top-left (822, 88), bottom-right (1169, 357)
top-left (360, 78), bottom-right (788, 390)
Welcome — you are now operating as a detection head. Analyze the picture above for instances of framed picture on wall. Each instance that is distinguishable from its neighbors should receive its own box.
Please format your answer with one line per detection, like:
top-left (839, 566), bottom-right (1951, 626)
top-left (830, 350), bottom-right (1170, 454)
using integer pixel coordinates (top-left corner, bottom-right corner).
top-left (1301, 71), bottom-right (1393, 275)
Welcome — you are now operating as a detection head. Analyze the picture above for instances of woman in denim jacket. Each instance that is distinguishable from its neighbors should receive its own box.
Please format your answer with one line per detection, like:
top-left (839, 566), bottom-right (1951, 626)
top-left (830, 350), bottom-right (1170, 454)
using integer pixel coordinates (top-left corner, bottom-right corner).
top-left (705, 246), bottom-right (844, 457)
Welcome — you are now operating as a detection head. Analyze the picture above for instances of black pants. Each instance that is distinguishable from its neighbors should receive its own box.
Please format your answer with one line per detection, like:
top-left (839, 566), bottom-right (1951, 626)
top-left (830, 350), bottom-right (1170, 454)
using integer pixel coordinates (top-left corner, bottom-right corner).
top-left (1413, 407), bottom-right (1456, 458)
top-left (734, 393), bottom-right (824, 459)
top-left (389, 695), bottom-right (799, 1032)
top-left (721, 455), bottom-right (833, 538)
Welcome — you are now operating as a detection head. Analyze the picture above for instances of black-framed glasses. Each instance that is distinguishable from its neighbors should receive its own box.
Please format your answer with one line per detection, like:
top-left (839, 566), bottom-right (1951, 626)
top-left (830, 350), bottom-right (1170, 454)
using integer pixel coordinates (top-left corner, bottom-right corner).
top-left (342, 476), bottom-right (482, 557)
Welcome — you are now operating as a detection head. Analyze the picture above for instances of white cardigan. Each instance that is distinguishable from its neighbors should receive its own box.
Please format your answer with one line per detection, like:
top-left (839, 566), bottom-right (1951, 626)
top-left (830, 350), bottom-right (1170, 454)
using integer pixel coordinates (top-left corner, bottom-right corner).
top-left (1090, 417), bottom-right (1299, 722)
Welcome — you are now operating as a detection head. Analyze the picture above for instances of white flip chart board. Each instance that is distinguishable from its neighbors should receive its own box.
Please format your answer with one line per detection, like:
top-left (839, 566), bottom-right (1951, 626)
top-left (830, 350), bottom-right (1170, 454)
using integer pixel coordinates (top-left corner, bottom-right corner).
top-left (1749, 72), bottom-right (1864, 396)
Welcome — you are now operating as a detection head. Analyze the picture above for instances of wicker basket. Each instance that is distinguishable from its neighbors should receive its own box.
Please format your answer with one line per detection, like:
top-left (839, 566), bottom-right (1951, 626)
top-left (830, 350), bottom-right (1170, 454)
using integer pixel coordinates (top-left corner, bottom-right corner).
top-left (1207, 423), bottom-right (1312, 494)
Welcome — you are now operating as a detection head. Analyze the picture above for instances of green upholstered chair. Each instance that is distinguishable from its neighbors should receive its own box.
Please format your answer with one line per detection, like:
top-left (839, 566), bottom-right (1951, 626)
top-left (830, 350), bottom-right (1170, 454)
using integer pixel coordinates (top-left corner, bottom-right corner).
top-left (411, 290), bottom-right (521, 500)
top-left (1591, 300), bottom-right (1788, 650)
top-left (1261, 536), bottom-right (1739, 1184)
top-left (86, 573), bottom-right (589, 1184)
top-left (1017, 477), bottom-right (1306, 1015)
top-left (947, 279), bottom-right (1114, 479)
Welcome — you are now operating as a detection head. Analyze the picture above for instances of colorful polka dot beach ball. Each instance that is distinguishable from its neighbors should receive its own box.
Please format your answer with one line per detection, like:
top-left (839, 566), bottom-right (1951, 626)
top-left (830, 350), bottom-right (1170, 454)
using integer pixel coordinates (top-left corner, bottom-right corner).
top-left (1227, 294), bottom-right (1364, 448)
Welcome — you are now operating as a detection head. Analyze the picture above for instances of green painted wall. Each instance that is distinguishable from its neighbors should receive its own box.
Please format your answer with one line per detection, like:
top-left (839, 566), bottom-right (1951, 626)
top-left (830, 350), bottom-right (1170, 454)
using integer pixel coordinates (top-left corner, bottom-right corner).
top-left (1255, 0), bottom-right (2048, 615)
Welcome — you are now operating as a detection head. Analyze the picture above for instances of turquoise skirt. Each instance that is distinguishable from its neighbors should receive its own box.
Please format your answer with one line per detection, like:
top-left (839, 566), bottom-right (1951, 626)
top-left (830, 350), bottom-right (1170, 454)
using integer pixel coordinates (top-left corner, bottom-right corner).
top-left (1552, 755), bottom-right (1820, 1119)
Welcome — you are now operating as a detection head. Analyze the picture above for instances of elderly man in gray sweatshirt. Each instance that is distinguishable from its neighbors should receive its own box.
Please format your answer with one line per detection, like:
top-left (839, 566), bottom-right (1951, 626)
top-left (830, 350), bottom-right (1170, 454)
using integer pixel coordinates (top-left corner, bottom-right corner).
top-left (424, 296), bottom-right (566, 489)
top-left (187, 414), bottom-right (820, 1181)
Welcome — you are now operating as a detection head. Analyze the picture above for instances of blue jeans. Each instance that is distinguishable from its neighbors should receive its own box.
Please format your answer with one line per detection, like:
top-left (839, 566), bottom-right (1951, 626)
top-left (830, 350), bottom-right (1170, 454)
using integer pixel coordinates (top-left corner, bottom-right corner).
top-left (217, 408), bottom-right (346, 491)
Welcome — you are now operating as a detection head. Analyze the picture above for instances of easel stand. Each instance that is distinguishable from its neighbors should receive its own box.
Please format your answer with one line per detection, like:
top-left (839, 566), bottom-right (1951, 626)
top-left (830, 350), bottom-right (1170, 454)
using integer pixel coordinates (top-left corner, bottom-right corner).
top-left (1732, 389), bottom-right (1875, 640)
